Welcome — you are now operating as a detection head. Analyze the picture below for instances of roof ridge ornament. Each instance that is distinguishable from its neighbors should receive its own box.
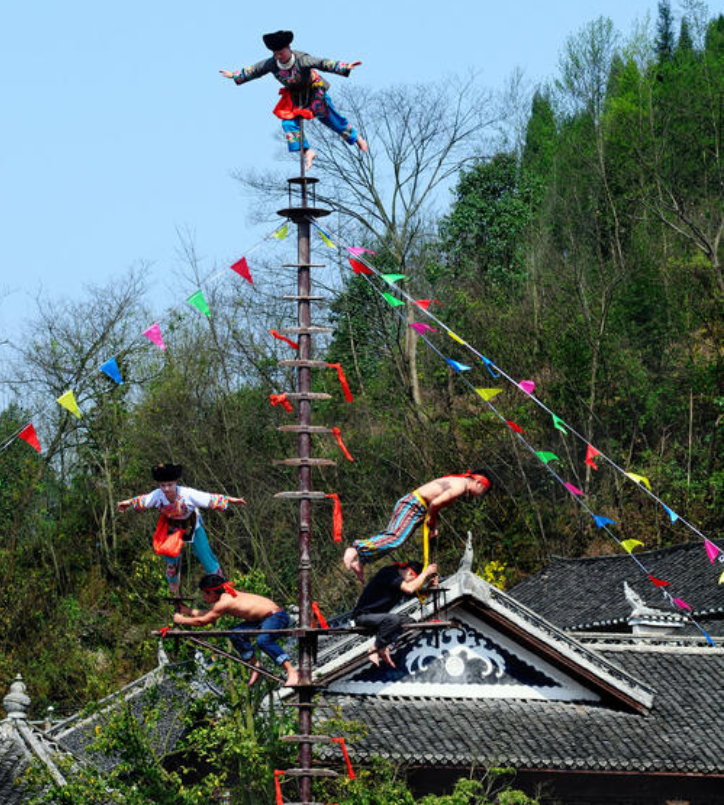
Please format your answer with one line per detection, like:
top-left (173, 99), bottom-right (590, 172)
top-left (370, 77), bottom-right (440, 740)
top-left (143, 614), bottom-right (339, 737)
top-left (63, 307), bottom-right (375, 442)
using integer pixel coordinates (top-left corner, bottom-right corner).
top-left (3, 674), bottom-right (30, 720)
top-left (458, 532), bottom-right (474, 574)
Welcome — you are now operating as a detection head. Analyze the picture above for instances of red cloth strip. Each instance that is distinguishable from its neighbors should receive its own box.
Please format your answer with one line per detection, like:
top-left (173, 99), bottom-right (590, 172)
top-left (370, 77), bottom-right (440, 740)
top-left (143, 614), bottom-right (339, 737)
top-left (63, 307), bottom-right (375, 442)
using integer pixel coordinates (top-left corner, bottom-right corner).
top-left (273, 770), bottom-right (285, 805)
top-left (269, 329), bottom-right (299, 351)
top-left (332, 737), bottom-right (356, 779)
top-left (158, 626), bottom-right (171, 638)
top-left (270, 393), bottom-right (293, 413)
top-left (326, 363), bottom-right (354, 402)
top-left (331, 426), bottom-right (354, 461)
top-left (326, 493), bottom-right (343, 542)
top-left (272, 88), bottom-right (315, 120)
top-left (311, 601), bottom-right (329, 629)
top-left (152, 515), bottom-right (185, 558)
top-left (206, 581), bottom-right (238, 597)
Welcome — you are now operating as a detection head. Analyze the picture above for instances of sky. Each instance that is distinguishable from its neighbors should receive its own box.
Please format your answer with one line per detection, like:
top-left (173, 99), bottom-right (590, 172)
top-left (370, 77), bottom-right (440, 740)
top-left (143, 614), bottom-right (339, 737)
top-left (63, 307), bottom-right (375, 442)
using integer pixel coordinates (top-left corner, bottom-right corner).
top-left (0, 1), bottom-right (696, 344)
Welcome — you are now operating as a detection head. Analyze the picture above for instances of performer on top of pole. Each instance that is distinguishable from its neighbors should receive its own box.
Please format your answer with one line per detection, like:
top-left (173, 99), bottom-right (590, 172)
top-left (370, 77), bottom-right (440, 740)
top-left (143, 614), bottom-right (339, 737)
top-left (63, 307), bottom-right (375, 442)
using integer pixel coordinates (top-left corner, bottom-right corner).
top-left (220, 30), bottom-right (368, 171)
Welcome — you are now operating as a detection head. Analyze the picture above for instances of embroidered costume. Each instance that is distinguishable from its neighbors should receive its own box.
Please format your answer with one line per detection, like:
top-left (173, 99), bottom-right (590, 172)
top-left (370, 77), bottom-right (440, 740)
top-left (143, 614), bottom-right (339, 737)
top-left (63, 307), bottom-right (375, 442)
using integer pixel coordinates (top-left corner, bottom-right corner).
top-left (230, 31), bottom-right (361, 154)
top-left (352, 491), bottom-right (428, 563)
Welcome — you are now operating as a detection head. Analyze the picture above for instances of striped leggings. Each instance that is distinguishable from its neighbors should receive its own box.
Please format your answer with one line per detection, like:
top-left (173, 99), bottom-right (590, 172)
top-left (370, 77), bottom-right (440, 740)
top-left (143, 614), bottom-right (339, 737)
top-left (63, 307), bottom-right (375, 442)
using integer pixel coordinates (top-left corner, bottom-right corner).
top-left (352, 492), bottom-right (427, 563)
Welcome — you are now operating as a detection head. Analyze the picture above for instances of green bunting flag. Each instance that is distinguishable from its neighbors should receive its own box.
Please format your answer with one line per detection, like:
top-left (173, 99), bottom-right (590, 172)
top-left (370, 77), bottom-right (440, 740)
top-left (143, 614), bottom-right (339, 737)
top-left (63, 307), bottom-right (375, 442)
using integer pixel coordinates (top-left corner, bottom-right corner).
top-left (382, 292), bottom-right (405, 307)
top-left (273, 224), bottom-right (288, 240)
top-left (536, 451), bottom-right (559, 464)
top-left (381, 273), bottom-right (407, 284)
top-left (187, 290), bottom-right (211, 318)
top-left (552, 414), bottom-right (568, 435)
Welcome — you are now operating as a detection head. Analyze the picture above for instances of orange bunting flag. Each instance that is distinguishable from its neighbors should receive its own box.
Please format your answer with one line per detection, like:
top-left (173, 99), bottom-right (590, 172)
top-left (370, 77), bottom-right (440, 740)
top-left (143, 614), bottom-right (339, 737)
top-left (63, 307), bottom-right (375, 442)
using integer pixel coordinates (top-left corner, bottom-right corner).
top-left (648, 574), bottom-right (670, 588)
top-left (625, 472), bottom-right (652, 491)
top-left (269, 393), bottom-right (293, 413)
top-left (620, 539), bottom-right (644, 554)
top-left (506, 420), bottom-right (525, 434)
top-left (349, 258), bottom-right (374, 275)
top-left (269, 329), bottom-right (299, 350)
top-left (331, 426), bottom-right (354, 461)
top-left (57, 390), bottom-right (81, 419)
top-left (230, 256), bottom-right (254, 284)
top-left (585, 445), bottom-right (600, 470)
top-left (326, 493), bottom-right (343, 541)
top-left (311, 601), bottom-right (329, 629)
top-left (18, 423), bottom-right (41, 452)
top-left (327, 363), bottom-right (353, 402)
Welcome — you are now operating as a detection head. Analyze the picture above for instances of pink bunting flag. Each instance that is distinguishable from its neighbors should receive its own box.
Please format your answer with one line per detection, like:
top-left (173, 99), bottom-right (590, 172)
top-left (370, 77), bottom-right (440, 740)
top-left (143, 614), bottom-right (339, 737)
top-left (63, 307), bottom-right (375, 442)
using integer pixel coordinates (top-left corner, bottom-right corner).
top-left (143, 322), bottom-right (166, 351)
top-left (564, 482), bottom-right (584, 496)
top-left (704, 539), bottom-right (721, 564)
top-left (347, 247), bottom-right (376, 257)
top-left (585, 445), bottom-right (600, 470)
top-left (672, 597), bottom-right (691, 611)
top-left (18, 423), bottom-right (41, 452)
top-left (349, 259), bottom-right (374, 275)
top-left (519, 380), bottom-right (535, 394)
top-left (409, 322), bottom-right (438, 335)
top-left (230, 256), bottom-right (253, 284)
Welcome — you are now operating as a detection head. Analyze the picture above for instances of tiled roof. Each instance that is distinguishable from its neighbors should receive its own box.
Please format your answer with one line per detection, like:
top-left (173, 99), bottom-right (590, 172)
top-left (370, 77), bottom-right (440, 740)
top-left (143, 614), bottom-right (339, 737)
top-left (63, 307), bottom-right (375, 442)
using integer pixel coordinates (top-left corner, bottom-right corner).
top-left (0, 735), bottom-right (29, 805)
top-left (318, 641), bottom-right (724, 774)
top-left (509, 542), bottom-right (724, 631)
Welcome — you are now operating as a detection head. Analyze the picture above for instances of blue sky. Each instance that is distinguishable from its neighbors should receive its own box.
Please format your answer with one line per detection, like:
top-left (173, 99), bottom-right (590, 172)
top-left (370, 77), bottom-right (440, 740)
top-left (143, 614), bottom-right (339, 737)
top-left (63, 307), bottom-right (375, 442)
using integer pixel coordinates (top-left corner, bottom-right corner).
top-left (0, 1), bottom-right (683, 338)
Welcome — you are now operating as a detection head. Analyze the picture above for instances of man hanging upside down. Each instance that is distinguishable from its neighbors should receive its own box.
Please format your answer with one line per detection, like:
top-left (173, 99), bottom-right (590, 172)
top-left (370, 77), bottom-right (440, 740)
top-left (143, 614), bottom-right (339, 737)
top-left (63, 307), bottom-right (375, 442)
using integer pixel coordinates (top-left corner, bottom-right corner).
top-left (353, 560), bottom-right (439, 667)
top-left (220, 29), bottom-right (368, 171)
top-left (343, 471), bottom-right (491, 581)
top-left (173, 573), bottom-right (299, 687)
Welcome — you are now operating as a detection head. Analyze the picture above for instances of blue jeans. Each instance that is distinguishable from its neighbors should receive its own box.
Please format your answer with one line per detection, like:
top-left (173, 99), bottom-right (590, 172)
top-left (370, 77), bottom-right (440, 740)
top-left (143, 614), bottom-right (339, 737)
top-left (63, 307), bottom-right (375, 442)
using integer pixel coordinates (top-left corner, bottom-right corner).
top-left (229, 610), bottom-right (291, 666)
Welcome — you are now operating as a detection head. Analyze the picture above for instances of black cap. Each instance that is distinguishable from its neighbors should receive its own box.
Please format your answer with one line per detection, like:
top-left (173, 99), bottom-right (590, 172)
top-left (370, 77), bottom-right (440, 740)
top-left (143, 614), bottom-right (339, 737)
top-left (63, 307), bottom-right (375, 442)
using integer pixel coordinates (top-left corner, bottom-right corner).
top-left (263, 30), bottom-right (294, 51)
top-left (151, 463), bottom-right (183, 482)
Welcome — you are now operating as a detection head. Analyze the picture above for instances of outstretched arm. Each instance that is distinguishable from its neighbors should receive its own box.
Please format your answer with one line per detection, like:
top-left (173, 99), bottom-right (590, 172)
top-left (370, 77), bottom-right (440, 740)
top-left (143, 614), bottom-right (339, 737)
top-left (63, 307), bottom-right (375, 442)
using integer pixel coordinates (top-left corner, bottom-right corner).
top-left (173, 602), bottom-right (224, 627)
top-left (219, 58), bottom-right (274, 85)
top-left (303, 56), bottom-right (362, 77)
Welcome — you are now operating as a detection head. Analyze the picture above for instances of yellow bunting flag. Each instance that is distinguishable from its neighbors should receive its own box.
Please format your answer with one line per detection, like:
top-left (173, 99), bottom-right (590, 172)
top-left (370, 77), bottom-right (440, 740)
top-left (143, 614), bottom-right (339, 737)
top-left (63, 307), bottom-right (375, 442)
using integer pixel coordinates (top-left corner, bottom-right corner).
top-left (620, 539), bottom-right (644, 554)
top-left (719, 569), bottom-right (724, 585)
top-left (625, 472), bottom-right (652, 491)
top-left (272, 224), bottom-right (288, 240)
top-left (57, 390), bottom-right (81, 419)
top-left (475, 388), bottom-right (503, 402)
top-left (318, 229), bottom-right (336, 249)
top-left (447, 330), bottom-right (465, 345)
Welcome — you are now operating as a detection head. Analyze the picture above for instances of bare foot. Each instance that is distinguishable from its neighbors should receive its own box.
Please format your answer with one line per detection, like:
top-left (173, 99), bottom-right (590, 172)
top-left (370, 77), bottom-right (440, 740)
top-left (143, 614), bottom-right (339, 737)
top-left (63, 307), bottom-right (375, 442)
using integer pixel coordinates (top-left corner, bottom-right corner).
top-left (343, 547), bottom-right (365, 582)
top-left (379, 647), bottom-right (395, 667)
top-left (168, 581), bottom-right (180, 595)
top-left (247, 658), bottom-right (261, 687)
top-left (368, 646), bottom-right (394, 667)
top-left (357, 136), bottom-right (368, 153)
top-left (304, 148), bottom-right (317, 171)
top-left (368, 648), bottom-right (381, 667)
top-left (284, 668), bottom-right (300, 687)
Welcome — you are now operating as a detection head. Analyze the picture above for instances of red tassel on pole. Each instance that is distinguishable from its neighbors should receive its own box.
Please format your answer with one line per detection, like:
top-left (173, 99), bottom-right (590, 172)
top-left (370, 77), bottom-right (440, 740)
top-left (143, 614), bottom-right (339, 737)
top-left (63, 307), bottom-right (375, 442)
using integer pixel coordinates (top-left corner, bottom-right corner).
top-left (331, 426), bottom-right (354, 461)
top-left (326, 363), bottom-right (354, 402)
top-left (311, 601), bottom-right (329, 629)
top-left (332, 737), bottom-right (356, 779)
top-left (270, 393), bottom-right (294, 414)
top-left (273, 770), bottom-right (284, 805)
top-left (269, 329), bottom-right (299, 351)
top-left (326, 493), bottom-right (343, 542)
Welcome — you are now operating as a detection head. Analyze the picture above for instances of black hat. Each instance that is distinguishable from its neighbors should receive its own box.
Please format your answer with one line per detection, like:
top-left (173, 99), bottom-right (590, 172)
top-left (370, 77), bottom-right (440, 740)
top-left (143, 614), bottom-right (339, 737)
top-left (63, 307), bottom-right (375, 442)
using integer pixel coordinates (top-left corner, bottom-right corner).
top-left (151, 463), bottom-right (183, 482)
top-left (263, 30), bottom-right (294, 51)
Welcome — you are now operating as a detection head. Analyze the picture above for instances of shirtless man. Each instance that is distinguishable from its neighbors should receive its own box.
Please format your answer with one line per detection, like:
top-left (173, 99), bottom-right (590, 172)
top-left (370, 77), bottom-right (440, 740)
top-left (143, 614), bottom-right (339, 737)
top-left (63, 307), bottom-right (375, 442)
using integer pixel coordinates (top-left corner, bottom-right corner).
top-left (173, 573), bottom-right (299, 687)
top-left (343, 471), bottom-right (491, 581)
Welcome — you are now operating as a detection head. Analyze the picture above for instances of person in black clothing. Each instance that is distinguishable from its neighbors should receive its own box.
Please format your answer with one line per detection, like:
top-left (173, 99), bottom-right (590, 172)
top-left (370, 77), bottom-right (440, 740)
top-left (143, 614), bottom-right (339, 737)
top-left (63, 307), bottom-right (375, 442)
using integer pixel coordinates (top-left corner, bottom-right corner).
top-left (353, 561), bottom-right (439, 667)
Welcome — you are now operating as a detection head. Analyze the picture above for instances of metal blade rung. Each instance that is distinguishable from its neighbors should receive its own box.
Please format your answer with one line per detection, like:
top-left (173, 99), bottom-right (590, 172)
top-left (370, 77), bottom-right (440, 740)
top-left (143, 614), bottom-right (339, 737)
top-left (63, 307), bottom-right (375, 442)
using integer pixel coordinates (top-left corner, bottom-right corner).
top-left (273, 459), bottom-right (337, 467)
top-left (278, 360), bottom-right (330, 368)
top-left (277, 426), bottom-right (333, 433)
top-left (284, 392), bottom-right (332, 400)
top-left (274, 491), bottom-right (330, 501)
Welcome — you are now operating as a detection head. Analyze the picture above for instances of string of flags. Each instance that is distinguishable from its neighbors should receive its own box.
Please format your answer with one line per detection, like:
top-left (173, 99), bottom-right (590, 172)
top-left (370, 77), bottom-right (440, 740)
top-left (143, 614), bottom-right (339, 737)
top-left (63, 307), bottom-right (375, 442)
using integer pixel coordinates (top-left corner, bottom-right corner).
top-left (308, 221), bottom-right (720, 641)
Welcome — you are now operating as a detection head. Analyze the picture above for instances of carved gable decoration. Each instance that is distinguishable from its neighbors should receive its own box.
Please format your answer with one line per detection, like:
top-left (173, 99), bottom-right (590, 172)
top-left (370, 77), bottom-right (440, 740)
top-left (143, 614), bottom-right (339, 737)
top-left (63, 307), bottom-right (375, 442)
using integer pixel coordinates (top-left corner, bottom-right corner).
top-left (329, 613), bottom-right (600, 702)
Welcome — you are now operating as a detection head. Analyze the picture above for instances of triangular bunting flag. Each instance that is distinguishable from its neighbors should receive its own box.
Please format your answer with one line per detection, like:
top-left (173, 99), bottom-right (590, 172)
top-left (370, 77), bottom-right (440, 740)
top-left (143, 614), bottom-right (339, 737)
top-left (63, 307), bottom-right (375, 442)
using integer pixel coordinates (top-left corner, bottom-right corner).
top-left (18, 423), bottom-right (41, 452)
top-left (57, 390), bottom-right (81, 419)
top-left (519, 380), bottom-right (535, 394)
top-left (704, 539), bottom-right (721, 564)
top-left (552, 414), bottom-right (567, 435)
top-left (272, 224), bottom-right (288, 240)
top-left (564, 482), bottom-right (584, 495)
top-left (475, 388), bottom-right (502, 402)
top-left (625, 472), bottom-right (652, 491)
top-left (382, 293), bottom-right (405, 307)
top-left (381, 273), bottom-right (407, 284)
top-left (535, 451), bottom-right (558, 464)
top-left (702, 630), bottom-right (715, 647)
top-left (620, 539), bottom-right (644, 554)
top-left (506, 420), bottom-right (525, 433)
top-left (585, 445), bottom-right (600, 470)
top-left (414, 299), bottom-right (439, 310)
top-left (347, 246), bottom-right (376, 257)
top-left (481, 355), bottom-right (499, 378)
top-left (446, 331), bottom-right (465, 345)
top-left (445, 358), bottom-right (471, 373)
top-left (143, 322), bottom-right (166, 351)
top-left (99, 357), bottom-right (124, 385)
top-left (593, 515), bottom-right (615, 528)
top-left (230, 256), bottom-right (254, 284)
top-left (671, 597), bottom-right (691, 611)
top-left (349, 258), bottom-right (374, 275)
top-left (663, 505), bottom-right (679, 524)
top-left (648, 574), bottom-right (670, 588)
top-left (409, 322), bottom-right (438, 335)
top-left (187, 290), bottom-right (211, 318)
top-left (318, 229), bottom-right (336, 248)
top-left (719, 569), bottom-right (724, 585)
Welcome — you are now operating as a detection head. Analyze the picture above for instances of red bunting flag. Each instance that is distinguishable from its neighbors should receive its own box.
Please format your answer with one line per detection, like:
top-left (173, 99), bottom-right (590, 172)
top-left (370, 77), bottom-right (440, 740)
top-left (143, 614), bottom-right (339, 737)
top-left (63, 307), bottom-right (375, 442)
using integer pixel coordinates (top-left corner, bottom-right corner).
top-left (349, 258), bottom-right (374, 275)
top-left (326, 493), bottom-right (343, 541)
top-left (269, 393), bottom-right (293, 413)
top-left (327, 363), bottom-right (354, 402)
top-left (506, 420), bottom-right (525, 434)
top-left (230, 256), bottom-right (254, 284)
top-left (585, 444), bottom-right (601, 470)
top-left (269, 329), bottom-right (299, 350)
top-left (331, 426), bottom-right (355, 461)
top-left (648, 574), bottom-right (671, 588)
top-left (18, 423), bottom-right (41, 452)
top-left (414, 299), bottom-right (440, 310)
